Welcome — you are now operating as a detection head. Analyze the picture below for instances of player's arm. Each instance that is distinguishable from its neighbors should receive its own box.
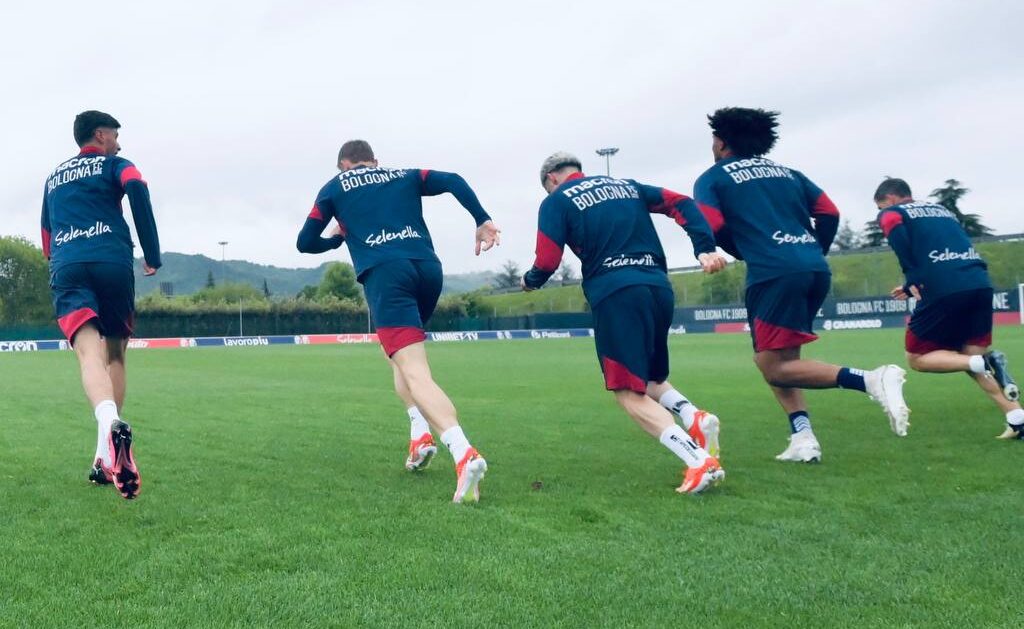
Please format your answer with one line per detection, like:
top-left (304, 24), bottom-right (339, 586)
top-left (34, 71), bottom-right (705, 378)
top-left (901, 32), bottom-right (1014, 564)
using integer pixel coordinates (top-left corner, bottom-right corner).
top-left (522, 198), bottom-right (566, 291)
top-left (116, 161), bottom-right (161, 273)
top-left (420, 170), bottom-right (500, 254)
top-left (797, 172), bottom-right (840, 253)
top-left (635, 183), bottom-right (724, 272)
top-left (420, 170), bottom-right (492, 225)
top-left (693, 175), bottom-right (743, 261)
top-left (296, 198), bottom-right (345, 254)
top-left (40, 193), bottom-right (51, 260)
top-left (879, 209), bottom-right (922, 298)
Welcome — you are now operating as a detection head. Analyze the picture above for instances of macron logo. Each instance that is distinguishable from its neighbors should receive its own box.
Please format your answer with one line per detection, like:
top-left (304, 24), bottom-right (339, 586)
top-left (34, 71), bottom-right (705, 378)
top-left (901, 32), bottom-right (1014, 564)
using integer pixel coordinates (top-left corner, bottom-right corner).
top-left (365, 226), bottom-right (422, 248)
top-left (54, 221), bottom-right (112, 246)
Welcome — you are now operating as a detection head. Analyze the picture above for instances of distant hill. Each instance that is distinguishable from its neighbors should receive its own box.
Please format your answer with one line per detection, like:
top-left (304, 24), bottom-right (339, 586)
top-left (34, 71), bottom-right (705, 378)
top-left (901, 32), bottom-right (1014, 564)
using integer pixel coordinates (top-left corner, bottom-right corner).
top-left (133, 252), bottom-right (496, 297)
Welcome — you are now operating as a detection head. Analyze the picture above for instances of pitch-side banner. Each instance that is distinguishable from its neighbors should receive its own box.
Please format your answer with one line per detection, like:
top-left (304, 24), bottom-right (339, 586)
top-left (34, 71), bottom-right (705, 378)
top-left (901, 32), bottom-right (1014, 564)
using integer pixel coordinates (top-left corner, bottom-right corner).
top-left (674, 288), bottom-right (1019, 334)
top-left (0, 329), bottom-right (596, 352)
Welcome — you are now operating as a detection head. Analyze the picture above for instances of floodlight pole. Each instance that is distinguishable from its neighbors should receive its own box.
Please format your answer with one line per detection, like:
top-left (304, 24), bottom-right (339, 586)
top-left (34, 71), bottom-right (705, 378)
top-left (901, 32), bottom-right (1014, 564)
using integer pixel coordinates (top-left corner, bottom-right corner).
top-left (595, 147), bottom-right (619, 176)
top-left (218, 241), bottom-right (228, 262)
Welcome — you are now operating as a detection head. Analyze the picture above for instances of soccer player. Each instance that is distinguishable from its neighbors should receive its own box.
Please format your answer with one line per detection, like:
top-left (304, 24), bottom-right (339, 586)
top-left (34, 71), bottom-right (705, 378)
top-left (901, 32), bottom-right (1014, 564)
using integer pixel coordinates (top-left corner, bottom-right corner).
top-left (693, 108), bottom-right (909, 463)
top-left (875, 177), bottom-right (1023, 439)
top-left (296, 140), bottom-right (501, 503)
top-left (41, 111), bottom-right (160, 499)
top-left (521, 152), bottom-right (728, 495)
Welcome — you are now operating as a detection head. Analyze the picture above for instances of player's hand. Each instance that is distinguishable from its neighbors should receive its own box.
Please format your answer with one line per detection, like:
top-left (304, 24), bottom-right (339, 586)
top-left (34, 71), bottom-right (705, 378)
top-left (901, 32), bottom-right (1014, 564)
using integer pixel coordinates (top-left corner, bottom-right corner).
top-left (890, 283), bottom-right (922, 300)
top-left (476, 220), bottom-right (501, 256)
top-left (143, 263), bottom-right (158, 276)
top-left (520, 276), bottom-right (535, 292)
top-left (698, 252), bottom-right (727, 274)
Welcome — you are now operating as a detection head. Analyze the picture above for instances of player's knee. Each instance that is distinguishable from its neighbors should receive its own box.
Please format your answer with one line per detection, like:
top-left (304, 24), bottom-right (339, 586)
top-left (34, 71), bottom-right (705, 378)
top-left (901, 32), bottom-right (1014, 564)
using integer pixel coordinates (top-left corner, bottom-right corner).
top-left (906, 352), bottom-right (925, 372)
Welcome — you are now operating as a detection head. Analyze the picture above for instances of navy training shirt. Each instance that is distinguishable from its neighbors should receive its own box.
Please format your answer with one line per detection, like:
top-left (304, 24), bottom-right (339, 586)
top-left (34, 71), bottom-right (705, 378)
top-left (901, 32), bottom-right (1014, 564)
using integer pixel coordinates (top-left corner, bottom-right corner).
top-left (522, 173), bottom-right (717, 307)
top-left (878, 201), bottom-right (990, 300)
top-left (693, 156), bottom-right (839, 287)
top-left (41, 146), bottom-right (161, 271)
top-left (296, 166), bottom-right (491, 280)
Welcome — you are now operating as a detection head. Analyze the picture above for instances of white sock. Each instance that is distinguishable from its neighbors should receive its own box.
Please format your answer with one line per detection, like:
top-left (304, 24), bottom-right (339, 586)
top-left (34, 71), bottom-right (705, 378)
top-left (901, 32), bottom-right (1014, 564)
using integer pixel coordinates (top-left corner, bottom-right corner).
top-left (968, 355), bottom-right (987, 374)
top-left (440, 426), bottom-right (471, 463)
top-left (93, 400), bottom-right (119, 466)
top-left (1007, 409), bottom-right (1024, 426)
top-left (659, 425), bottom-right (707, 468)
top-left (658, 390), bottom-right (697, 430)
top-left (407, 406), bottom-right (430, 439)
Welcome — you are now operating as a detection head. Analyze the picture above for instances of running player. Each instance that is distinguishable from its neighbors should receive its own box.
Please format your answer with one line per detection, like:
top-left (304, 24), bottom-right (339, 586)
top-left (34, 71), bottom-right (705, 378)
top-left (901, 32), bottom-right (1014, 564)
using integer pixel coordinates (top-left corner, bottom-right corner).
top-left (874, 177), bottom-right (1023, 439)
top-left (522, 152), bottom-right (728, 494)
top-left (296, 140), bottom-right (501, 503)
top-left (694, 108), bottom-right (909, 463)
top-left (41, 110), bottom-right (160, 499)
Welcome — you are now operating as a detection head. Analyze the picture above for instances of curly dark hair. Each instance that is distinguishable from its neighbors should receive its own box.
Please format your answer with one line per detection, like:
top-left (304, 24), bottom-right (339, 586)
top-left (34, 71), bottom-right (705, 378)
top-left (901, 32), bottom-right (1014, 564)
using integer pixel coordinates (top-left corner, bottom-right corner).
top-left (707, 107), bottom-right (780, 157)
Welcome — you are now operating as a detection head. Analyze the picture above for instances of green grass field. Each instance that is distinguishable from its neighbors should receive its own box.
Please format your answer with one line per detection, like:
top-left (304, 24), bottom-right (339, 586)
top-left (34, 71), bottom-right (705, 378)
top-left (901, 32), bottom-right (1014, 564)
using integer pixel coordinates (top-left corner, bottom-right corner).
top-left (3, 328), bottom-right (1023, 628)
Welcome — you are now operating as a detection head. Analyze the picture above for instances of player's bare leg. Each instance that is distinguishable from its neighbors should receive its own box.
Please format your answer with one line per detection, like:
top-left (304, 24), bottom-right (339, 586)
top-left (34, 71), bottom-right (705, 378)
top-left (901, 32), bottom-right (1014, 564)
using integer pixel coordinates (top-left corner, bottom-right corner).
top-left (107, 337), bottom-right (128, 410)
top-left (73, 326), bottom-right (138, 497)
top-left (646, 380), bottom-right (720, 457)
top-left (73, 324), bottom-right (116, 407)
top-left (962, 345), bottom-right (1024, 439)
top-left (390, 342), bottom-right (484, 502)
top-left (388, 357), bottom-right (437, 471)
top-left (755, 346), bottom-right (909, 437)
top-left (614, 390), bottom-right (723, 494)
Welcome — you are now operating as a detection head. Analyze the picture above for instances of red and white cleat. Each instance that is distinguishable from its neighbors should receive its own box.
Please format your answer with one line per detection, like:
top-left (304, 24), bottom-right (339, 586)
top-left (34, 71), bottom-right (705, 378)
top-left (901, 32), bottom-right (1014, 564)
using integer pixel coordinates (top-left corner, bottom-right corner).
top-left (405, 433), bottom-right (438, 471)
top-left (452, 448), bottom-right (487, 504)
top-left (676, 456), bottom-right (724, 495)
top-left (687, 410), bottom-right (721, 459)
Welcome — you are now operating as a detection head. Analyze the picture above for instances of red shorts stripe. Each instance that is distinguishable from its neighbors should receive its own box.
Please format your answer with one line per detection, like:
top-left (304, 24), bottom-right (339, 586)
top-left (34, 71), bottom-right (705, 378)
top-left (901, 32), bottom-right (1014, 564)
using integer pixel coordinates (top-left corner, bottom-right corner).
top-left (601, 356), bottom-right (646, 394)
top-left (58, 307), bottom-right (98, 341)
top-left (377, 326), bottom-right (426, 356)
top-left (753, 318), bottom-right (818, 352)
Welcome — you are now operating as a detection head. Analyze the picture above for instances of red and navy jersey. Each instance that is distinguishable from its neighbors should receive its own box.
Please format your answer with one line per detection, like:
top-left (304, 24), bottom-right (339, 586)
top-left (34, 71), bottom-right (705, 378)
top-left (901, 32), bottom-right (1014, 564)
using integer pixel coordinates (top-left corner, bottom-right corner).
top-left (878, 201), bottom-right (990, 300)
top-left (41, 146), bottom-right (160, 271)
top-left (296, 167), bottom-right (490, 280)
top-left (523, 173), bottom-right (716, 306)
top-left (694, 156), bottom-right (839, 287)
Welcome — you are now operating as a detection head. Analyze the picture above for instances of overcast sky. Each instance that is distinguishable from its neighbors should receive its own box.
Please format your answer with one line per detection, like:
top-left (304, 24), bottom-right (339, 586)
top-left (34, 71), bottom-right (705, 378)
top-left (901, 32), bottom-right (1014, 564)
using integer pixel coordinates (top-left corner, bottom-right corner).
top-left (3, 1), bottom-right (1022, 275)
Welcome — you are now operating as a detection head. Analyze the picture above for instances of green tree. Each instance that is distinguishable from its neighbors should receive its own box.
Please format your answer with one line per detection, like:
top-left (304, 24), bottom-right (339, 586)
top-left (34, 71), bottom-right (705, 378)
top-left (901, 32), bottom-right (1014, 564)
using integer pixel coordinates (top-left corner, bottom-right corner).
top-left (929, 179), bottom-right (993, 237)
top-left (862, 219), bottom-right (885, 247)
top-left (205, 269), bottom-right (216, 289)
top-left (557, 260), bottom-right (577, 283)
top-left (191, 282), bottom-right (264, 304)
top-left (493, 259), bottom-right (522, 289)
top-left (262, 278), bottom-right (271, 298)
top-left (317, 262), bottom-right (362, 302)
top-left (296, 285), bottom-right (318, 300)
top-left (702, 265), bottom-right (744, 304)
top-left (0, 236), bottom-right (50, 324)
top-left (832, 220), bottom-right (862, 251)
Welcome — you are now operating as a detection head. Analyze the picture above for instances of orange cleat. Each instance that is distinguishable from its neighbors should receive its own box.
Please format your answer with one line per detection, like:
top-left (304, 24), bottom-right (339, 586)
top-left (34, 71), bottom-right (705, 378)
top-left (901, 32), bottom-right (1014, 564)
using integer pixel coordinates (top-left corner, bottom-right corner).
top-left (405, 433), bottom-right (438, 472)
top-left (688, 410), bottom-right (721, 458)
top-left (452, 448), bottom-right (487, 504)
top-left (676, 456), bottom-right (724, 495)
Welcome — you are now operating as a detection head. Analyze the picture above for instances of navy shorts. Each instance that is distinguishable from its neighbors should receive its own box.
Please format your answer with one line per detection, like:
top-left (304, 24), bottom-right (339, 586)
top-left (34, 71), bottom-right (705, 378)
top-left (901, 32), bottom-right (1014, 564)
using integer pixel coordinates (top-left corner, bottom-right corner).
top-left (745, 271), bottom-right (830, 352)
top-left (50, 262), bottom-right (135, 342)
top-left (592, 284), bottom-right (675, 394)
top-left (906, 287), bottom-right (993, 354)
top-left (362, 258), bottom-right (443, 357)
